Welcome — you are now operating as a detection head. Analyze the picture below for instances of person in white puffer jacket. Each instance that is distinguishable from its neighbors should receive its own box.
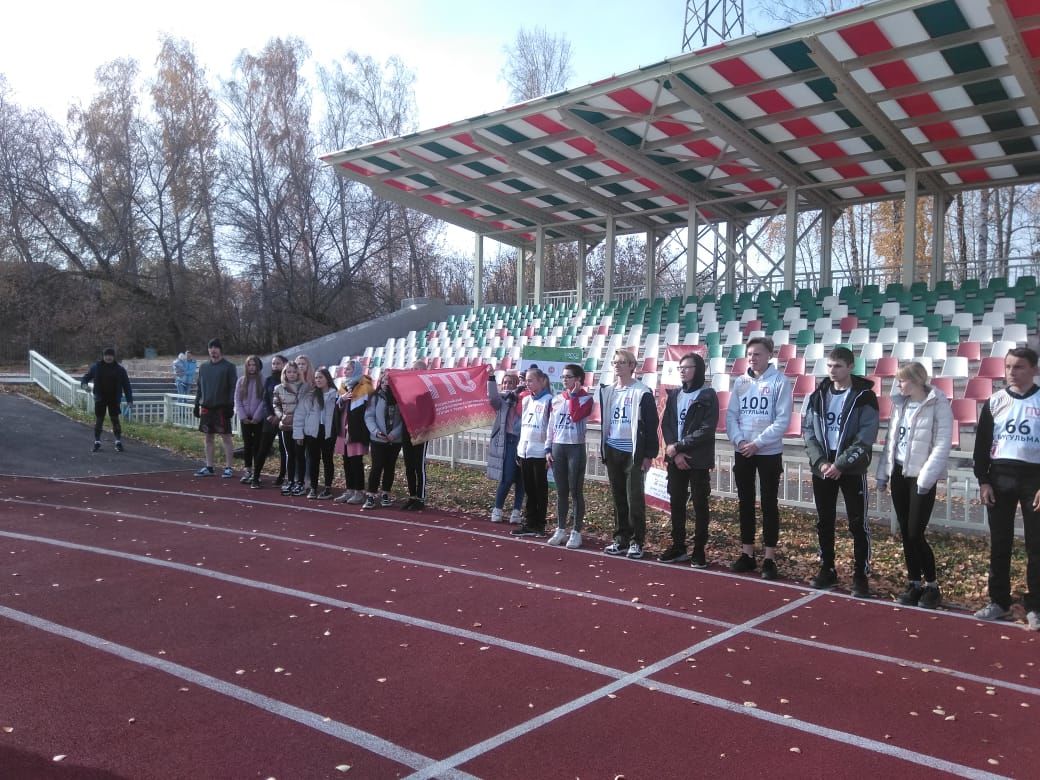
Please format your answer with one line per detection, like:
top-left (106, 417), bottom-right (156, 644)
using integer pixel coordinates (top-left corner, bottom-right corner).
top-left (875, 362), bottom-right (953, 609)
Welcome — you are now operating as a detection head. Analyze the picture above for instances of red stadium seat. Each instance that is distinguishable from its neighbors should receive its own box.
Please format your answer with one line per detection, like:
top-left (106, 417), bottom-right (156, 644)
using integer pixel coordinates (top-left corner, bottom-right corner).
top-left (956, 341), bottom-right (982, 361)
top-left (715, 391), bottom-right (730, 432)
top-left (951, 398), bottom-right (979, 427)
top-left (783, 357), bottom-right (805, 377)
top-left (784, 413), bottom-right (802, 438)
top-left (777, 343), bottom-right (797, 363)
top-left (963, 377), bottom-right (993, 401)
top-left (876, 394), bottom-right (892, 423)
top-left (839, 315), bottom-right (858, 333)
top-left (730, 357), bottom-right (749, 376)
top-left (976, 356), bottom-right (1005, 379)
top-left (792, 374), bottom-right (816, 399)
top-left (929, 376), bottom-right (954, 398)
top-left (874, 356), bottom-right (898, 377)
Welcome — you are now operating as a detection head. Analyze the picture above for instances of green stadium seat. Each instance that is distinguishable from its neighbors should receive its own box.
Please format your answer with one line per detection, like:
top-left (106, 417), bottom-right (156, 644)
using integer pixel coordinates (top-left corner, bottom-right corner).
top-left (936, 325), bottom-right (960, 345)
top-left (705, 331), bottom-right (722, 347)
top-left (795, 329), bottom-right (815, 347)
top-left (708, 344), bottom-right (724, 359)
top-left (1016, 275), bottom-right (1036, 290)
top-left (728, 343), bottom-right (746, 359)
top-left (934, 280), bottom-right (955, 295)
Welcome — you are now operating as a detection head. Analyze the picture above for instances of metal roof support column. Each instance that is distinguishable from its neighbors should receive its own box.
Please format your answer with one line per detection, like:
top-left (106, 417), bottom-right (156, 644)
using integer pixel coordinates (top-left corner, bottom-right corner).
top-left (725, 221), bottom-right (737, 295)
top-left (902, 168), bottom-right (918, 286)
top-left (516, 247), bottom-right (525, 307)
top-left (534, 228), bottom-right (545, 305)
top-left (576, 240), bottom-right (587, 307)
top-left (473, 233), bottom-right (484, 310)
top-left (821, 208), bottom-right (836, 291)
top-left (645, 230), bottom-right (656, 301)
top-left (604, 216), bottom-right (615, 303)
top-left (685, 204), bottom-right (698, 299)
top-left (931, 192), bottom-right (947, 289)
top-left (784, 188), bottom-right (797, 291)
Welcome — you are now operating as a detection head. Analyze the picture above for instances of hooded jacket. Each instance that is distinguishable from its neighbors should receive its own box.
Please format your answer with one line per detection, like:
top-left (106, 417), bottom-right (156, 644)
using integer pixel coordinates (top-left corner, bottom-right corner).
top-left (81, 360), bottom-right (133, 404)
top-left (876, 386), bottom-right (952, 491)
top-left (803, 375), bottom-right (879, 476)
top-left (661, 354), bottom-right (718, 471)
top-left (726, 365), bottom-right (793, 456)
top-left (365, 386), bottom-right (403, 443)
top-left (487, 378), bottom-right (522, 482)
top-left (293, 387), bottom-right (338, 440)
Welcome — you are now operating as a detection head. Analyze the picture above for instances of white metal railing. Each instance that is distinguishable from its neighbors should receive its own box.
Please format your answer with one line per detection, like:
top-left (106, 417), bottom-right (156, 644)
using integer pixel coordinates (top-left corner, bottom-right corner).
top-left (27, 349), bottom-right (1012, 536)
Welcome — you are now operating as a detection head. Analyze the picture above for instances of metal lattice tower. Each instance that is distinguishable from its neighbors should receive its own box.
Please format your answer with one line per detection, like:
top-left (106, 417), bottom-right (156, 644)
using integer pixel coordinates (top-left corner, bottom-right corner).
top-left (682, 0), bottom-right (745, 52)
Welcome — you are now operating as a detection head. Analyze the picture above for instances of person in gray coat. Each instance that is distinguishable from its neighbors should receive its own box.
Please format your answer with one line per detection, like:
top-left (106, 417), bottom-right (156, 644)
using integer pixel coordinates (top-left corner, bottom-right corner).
top-left (363, 373), bottom-right (403, 509)
top-left (487, 370), bottom-right (524, 524)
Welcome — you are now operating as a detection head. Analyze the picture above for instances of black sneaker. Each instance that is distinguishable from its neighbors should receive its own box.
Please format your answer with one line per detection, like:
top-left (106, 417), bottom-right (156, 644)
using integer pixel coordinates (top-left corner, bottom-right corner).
top-left (316, 488), bottom-right (333, 500)
top-left (604, 541), bottom-right (629, 556)
top-left (730, 553), bottom-right (756, 573)
top-left (250, 479), bottom-right (262, 489)
top-left (658, 546), bottom-right (690, 564)
top-left (404, 500), bottom-right (424, 511)
top-left (240, 473), bottom-right (252, 484)
top-left (760, 558), bottom-right (779, 581)
top-left (510, 525), bottom-right (544, 537)
top-left (114, 441), bottom-right (124, 452)
top-left (898, 584), bottom-right (922, 606)
top-left (852, 573), bottom-right (870, 598)
top-left (690, 548), bottom-right (708, 568)
top-left (918, 584), bottom-right (941, 609)
top-left (280, 483), bottom-right (292, 496)
top-left (92, 441), bottom-right (101, 453)
top-left (274, 476), bottom-right (285, 487)
top-left (811, 566), bottom-right (838, 590)
top-left (305, 488), bottom-right (318, 499)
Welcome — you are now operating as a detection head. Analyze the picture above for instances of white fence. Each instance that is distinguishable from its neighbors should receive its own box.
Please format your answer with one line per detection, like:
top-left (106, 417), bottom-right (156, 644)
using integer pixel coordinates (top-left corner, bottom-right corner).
top-left (29, 350), bottom-right (1003, 536)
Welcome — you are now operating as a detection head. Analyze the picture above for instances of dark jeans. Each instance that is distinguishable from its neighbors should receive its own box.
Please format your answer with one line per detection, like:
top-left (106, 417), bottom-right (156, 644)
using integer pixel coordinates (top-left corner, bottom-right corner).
top-left (368, 441), bottom-right (401, 493)
top-left (93, 399), bottom-right (122, 440)
top-left (494, 434), bottom-right (524, 510)
top-left (667, 463), bottom-right (711, 552)
top-left (551, 443), bottom-right (587, 531)
top-left (281, 432), bottom-right (304, 484)
top-left (985, 465), bottom-right (1040, 612)
top-left (604, 445), bottom-right (647, 546)
top-left (890, 464), bottom-right (937, 582)
top-left (733, 453), bottom-right (782, 548)
top-left (812, 471), bottom-right (870, 575)
top-left (253, 427), bottom-right (287, 481)
top-left (240, 421), bottom-right (262, 470)
top-left (519, 456), bottom-right (548, 530)
top-left (304, 426), bottom-right (335, 489)
top-left (403, 438), bottom-right (428, 500)
top-left (342, 454), bottom-right (366, 491)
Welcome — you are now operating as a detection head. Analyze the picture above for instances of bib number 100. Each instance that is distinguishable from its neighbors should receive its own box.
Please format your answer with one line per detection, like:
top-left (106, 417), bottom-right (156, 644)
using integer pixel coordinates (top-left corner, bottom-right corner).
top-left (741, 396), bottom-right (769, 412)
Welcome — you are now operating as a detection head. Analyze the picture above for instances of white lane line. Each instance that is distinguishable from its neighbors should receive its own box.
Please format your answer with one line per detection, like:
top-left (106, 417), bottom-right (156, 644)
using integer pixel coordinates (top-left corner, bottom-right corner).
top-left (0, 529), bottom-right (1017, 780)
top-left (0, 605), bottom-right (474, 780)
top-left (405, 591), bottom-right (1007, 780)
top-left (5, 498), bottom-right (1039, 700)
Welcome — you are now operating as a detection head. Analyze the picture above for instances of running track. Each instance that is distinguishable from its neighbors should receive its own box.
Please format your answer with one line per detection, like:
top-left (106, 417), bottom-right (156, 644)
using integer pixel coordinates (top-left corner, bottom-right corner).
top-left (1, 466), bottom-right (1039, 777)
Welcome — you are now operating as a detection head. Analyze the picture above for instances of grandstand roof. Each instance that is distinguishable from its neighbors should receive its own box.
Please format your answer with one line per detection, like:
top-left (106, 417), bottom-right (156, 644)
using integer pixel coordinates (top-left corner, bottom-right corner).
top-left (320, 0), bottom-right (1040, 249)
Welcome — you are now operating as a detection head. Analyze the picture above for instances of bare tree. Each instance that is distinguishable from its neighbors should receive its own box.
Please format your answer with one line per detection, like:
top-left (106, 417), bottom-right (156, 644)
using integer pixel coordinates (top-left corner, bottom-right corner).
top-left (501, 27), bottom-right (574, 103)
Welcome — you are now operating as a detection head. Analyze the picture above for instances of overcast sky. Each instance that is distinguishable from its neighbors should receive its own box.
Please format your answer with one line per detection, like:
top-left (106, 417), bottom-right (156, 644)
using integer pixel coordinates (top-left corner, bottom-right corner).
top-left (1, 0), bottom-right (775, 255)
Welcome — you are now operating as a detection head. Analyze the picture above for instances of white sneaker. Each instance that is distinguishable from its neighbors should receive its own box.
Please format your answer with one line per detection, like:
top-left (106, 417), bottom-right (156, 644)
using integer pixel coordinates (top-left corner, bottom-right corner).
top-left (334, 491), bottom-right (353, 504)
top-left (347, 492), bottom-right (365, 505)
top-left (490, 508), bottom-right (504, 523)
top-left (509, 509), bottom-right (523, 524)
top-left (547, 528), bottom-right (568, 546)
top-left (1027, 611), bottom-right (1040, 631)
top-left (566, 530), bottom-right (582, 549)
top-left (626, 542), bottom-right (644, 559)
top-left (974, 602), bottom-right (1010, 621)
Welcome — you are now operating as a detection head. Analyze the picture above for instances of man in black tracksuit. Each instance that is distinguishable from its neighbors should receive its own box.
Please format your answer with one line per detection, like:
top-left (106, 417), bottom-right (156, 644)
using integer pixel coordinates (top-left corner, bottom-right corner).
top-left (660, 352), bottom-right (718, 568)
top-left (80, 347), bottom-right (134, 452)
top-left (803, 347), bottom-right (879, 597)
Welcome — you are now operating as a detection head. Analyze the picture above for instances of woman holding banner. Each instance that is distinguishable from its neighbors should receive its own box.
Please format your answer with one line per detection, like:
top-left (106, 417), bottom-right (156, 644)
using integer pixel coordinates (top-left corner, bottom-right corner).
top-left (545, 364), bottom-right (593, 549)
top-left (488, 370), bottom-right (525, 524)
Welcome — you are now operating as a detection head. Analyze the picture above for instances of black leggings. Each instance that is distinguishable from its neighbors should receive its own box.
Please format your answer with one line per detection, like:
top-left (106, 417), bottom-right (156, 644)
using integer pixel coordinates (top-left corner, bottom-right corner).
top-left (240, 422), bottom-right (262, 470)
top-left (305, 427), bottom-right (335, 489)
top-left (368, 442), bottom-right (401, 493)
top-left (890, 463), bottom-right (938, 582)
top-left (342, 454), bottom-right (366, 491)
top-left (253, 427), bottom-right (287, 480)
top-left (281, 432), bottom-right (304, 484)
top-left (93, 399), bottom-right (122, 440)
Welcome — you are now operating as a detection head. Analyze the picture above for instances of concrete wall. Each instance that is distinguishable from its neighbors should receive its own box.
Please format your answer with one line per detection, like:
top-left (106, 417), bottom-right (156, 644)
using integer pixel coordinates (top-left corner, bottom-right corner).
top-left (264, 298), bottom-right (471, 371)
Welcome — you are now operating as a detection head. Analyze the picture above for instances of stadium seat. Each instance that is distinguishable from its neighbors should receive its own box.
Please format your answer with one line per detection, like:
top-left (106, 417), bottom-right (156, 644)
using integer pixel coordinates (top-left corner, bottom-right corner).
top-left (777, 343), bottom-right (797, 362)
top-left (784, 413), bottom-right (802, 439)
top-left (876, 394), bottom-right (892, 423)
top-left (967, 325), bottom-right (994, 344)
top-left (990, 340), bottom-right (1017, 357)
top-left (936, 325), bottom-right (961, 345)
top-left (784, 356), bottom-right (806, 377)
top-left (860, 342), bottom-right (884, 365)
top-left (951, 398), bottom-right (979, 427)
top-left (1002, 323), bottom-right (1027, 344)
top-left (839, 315), bottom-right (858, 333)
top-left (905, 326), bottom-right (930, 345)
top-left (730, 357), bottom-right (749, 376)
top-left (929, 376), bottom-right (954, 397)
top-left (976, 356), bottom-right (1004, 379)
top-left (941, 356), bottom-right (970, 378)
top-left (963, 377), bottom-right (993, 401)
top-left (891, 341), bottom-right (916, 361)
top-left (804, 343), bottom-right (825, 362)
top-left (955, 341), bottom-right (982, 361)
top-left (921, 341), bottom-right (948, 363)
top-left (711, 373), bottom-right (732, 392)
top-left (792, 374), bottom-right (816, 399)
top-left (951, 312), bottom-right (975, 333)
top-left (874, 356), bottom-right (898, 377)
top-left (848, 327), bottom-right (871, 347)
top-left (876, 327), bottom-right (899, 346)
top-left (811, 358), bottom-right (830, 376)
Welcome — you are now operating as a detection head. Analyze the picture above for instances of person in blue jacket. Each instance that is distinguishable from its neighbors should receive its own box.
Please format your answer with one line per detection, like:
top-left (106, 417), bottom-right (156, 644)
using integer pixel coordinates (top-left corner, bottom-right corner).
top-left (80, 347), bottom-right (134, 453)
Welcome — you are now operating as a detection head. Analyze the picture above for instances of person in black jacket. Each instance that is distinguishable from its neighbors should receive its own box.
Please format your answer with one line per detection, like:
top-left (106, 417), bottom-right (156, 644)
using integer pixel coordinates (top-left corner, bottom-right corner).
top-left (249, 354), bottom-right (289, 488)
top-left (660, 352), bottom-right (718, 567)
top-left (80, 347), bottom-right (134, 453)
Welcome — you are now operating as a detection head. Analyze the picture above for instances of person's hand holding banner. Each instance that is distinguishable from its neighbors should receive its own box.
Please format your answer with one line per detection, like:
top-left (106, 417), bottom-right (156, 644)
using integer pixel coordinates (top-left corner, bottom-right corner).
top-left (387, 364), bottom-right (495, 444)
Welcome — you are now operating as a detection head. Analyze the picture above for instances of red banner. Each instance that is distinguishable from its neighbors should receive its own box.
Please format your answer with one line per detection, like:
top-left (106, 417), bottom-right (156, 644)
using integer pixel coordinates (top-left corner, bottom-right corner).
top-left (387, 365), bottom-right (495, 444)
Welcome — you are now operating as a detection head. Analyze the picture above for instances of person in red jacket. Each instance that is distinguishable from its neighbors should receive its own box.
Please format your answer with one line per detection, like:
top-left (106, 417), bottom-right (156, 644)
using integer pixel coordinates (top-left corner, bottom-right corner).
top-left (545, 364), bottom-right (594, 549)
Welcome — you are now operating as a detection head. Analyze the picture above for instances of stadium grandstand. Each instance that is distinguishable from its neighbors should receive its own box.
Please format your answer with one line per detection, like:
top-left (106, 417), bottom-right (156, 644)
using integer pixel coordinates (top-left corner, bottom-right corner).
top-left (320, 0), bottom-right (1040, 454)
